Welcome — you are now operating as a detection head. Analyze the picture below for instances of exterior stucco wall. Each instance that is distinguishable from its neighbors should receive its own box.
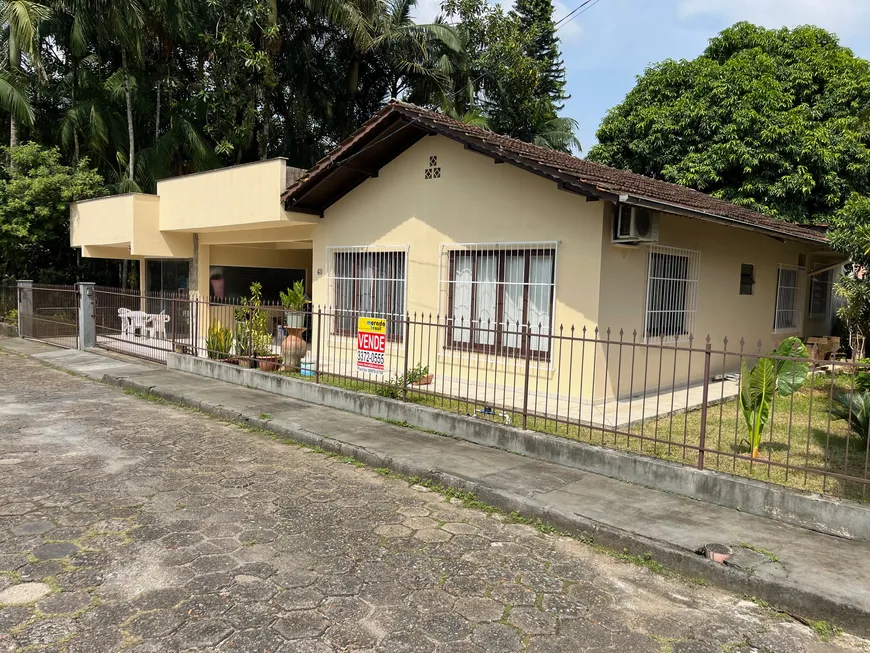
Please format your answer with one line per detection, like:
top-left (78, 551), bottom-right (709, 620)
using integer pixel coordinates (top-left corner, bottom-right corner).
top-left (71, 194), bottom-right (138, 248)
top-left (157, 159), bottom-right (288, 232)
top-left (72, 193), bottom-right (194, 258)
top-left (210, 246), bottom-right (312, 276)
top-left (311, 135), bottom-right (604, 397)
top-left (130, 195), bottom-right (194, 257)
top-left (596, 205), bottom-right (833, 399)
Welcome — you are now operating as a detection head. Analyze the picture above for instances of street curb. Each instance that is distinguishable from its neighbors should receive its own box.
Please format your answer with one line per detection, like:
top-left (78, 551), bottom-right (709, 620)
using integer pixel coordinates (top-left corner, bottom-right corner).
top-left (167, 352), bottom-right (870, 543)
top-left (103, 371), bottom-right (870, 637)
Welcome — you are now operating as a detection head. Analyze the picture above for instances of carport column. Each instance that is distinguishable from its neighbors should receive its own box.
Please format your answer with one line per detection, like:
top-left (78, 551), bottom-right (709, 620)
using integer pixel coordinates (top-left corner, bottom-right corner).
top-left (76, 282), bottom-right (96, 350)
top-left (139, 260), bottom-right (147, 312)
top-left (188, 235), bottom-right (211, 351)
top-left (16, 280), bottom-right (32, 338)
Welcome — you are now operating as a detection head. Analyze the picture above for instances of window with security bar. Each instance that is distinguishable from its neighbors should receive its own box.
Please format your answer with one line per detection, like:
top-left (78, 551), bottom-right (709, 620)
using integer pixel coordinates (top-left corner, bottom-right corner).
top-left (644, 245), bottom-right (700, 341)
top-left (441, 243), bottom-right (557, 359)
top-left (808, 268), bottom-right (833, 318)
top-left (774, 264), bottom-right (803, 333)
top-left (328, 247), bottom-right (407, 340)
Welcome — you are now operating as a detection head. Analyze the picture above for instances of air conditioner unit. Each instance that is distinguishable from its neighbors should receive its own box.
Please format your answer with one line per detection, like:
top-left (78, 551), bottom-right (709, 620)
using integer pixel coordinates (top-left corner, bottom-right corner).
top-left (612, 205), bottom-right (659, 244)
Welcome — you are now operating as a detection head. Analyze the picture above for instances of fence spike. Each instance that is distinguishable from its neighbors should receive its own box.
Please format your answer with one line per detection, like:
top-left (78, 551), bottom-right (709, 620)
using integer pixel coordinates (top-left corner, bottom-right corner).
top-left (619, 328), bottom-right (624, 338)
top-left (722, 335), bottom-right (728, 348)
top-left (756, 338), bottom-right (763, 353)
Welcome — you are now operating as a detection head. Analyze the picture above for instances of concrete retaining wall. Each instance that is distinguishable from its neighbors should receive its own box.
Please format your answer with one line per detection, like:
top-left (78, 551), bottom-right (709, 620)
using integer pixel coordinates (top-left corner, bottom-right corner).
top-left (0, 323), bottom-right (19, 337)
top-left (168, 353), bottom-right (870, 542)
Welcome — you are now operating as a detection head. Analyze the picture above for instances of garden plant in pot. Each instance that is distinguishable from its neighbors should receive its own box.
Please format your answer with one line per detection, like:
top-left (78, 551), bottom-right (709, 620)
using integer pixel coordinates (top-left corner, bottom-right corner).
top-left (279, 281), bottom-right (310, 372)
top-left (234, 282), bottom-right (279, 369)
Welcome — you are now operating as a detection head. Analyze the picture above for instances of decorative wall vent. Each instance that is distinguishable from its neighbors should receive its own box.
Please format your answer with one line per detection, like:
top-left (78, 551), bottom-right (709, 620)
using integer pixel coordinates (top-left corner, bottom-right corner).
top-left (424, 155), bottom-right (441, 180)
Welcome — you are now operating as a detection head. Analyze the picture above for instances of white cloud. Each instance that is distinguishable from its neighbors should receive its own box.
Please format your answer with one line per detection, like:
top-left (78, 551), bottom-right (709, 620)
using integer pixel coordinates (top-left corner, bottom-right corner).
top-left (677, 0), bottom-right (870, 38)
top-left (411, 0), bottom-right (443, 24)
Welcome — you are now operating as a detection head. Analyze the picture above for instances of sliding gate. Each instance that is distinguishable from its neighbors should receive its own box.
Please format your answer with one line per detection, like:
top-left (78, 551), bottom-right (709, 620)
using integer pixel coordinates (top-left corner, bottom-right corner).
top-left (20, 284), bottom-right (79, 349)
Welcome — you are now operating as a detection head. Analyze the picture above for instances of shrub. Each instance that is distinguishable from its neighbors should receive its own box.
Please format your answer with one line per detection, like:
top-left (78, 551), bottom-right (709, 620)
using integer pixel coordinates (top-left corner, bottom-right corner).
top-left (828, 391), bottom-right (870, 446)
top-left (373, 364), bottom-right (430, 399)
top-left (740, 337), bottom-right (809, 457)
top-left (206, 320), bottom-right (233, 359)
top-left (855, 358), bottom-right (870, 392)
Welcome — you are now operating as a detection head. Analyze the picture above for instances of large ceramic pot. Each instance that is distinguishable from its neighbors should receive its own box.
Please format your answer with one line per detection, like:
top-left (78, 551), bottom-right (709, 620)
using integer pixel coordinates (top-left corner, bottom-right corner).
top-left (282, 327), bottom-right (307, 372)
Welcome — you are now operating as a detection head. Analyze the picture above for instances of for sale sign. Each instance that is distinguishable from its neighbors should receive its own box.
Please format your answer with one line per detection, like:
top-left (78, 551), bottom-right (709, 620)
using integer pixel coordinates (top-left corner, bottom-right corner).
top-left (357, 317), bottom-right (386, 373)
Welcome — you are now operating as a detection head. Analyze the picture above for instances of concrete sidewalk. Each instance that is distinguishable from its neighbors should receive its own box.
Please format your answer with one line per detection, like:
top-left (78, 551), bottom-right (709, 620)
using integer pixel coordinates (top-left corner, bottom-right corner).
top-left (5, 338), bottom-right (870, 637)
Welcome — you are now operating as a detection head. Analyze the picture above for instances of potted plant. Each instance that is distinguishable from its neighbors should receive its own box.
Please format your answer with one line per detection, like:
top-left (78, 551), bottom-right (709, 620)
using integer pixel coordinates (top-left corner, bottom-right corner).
top-left (279, 281), bottom-right (310, 328)
top-left (234, 282), bottom-right (281, 369)
top-left (279, 280), bottom-right (310, 372)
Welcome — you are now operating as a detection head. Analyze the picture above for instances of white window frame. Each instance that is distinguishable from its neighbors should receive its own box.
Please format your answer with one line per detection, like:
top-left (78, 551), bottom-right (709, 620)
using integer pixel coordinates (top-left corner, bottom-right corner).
top-left (437, 241), bottom-right (559, 362)
top-left (773, 264), bottom-right (805, 334)
top-left (643, 245), bottom-right (700, 343)
top-left (807, 268), bottom-right (833, 319)
top-left (326, 245), bottom-right (409, 340)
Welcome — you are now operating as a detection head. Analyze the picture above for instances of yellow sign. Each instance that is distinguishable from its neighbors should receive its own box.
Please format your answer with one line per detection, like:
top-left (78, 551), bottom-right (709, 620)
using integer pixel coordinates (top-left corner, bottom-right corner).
top-left (357, 317), bottom-right (387, 335)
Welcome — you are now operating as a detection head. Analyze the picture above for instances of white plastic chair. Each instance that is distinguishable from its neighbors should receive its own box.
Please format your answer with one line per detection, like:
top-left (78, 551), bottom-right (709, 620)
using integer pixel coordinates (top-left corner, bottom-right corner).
top-left (147, 312), bottom-right (169, 339)
top-left (128, 311), bottom-right (147, 337)
top-left (118, 308), bottom-right (132, 336)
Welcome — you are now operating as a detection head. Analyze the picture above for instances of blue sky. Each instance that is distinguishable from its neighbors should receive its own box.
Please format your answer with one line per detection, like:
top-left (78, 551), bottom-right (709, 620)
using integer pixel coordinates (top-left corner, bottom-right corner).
top-left (414, 0), bottom-right (870, 156)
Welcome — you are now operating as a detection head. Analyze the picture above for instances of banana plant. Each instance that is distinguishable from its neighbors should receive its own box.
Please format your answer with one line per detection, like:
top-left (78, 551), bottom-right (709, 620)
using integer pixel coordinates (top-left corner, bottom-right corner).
top-left (739, 336), bottom-right (810, 458)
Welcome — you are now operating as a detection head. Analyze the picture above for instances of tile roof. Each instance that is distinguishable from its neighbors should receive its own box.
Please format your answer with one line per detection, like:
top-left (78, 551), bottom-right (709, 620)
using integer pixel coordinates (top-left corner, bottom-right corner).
top-left (284, 100), bottom-right (829, 244)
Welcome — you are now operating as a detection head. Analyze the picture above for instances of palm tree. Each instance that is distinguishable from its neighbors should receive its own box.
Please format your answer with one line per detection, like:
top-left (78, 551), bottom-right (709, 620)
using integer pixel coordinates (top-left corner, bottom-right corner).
top-left (2, 0), bottom-right (48, 146)
top-left (533, 115), bottom-right (581, 153)
top-left (336, 0), bottom-right (461, 138)
top-left (371, 0), bottom-right (460, 102)
top-left (98, 0), bottom-right (144, 190)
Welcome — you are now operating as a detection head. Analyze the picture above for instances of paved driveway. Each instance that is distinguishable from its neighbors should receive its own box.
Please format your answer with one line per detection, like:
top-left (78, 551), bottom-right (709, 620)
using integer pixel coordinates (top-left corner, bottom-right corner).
top-left (0, 351), bottom-right (866, 652)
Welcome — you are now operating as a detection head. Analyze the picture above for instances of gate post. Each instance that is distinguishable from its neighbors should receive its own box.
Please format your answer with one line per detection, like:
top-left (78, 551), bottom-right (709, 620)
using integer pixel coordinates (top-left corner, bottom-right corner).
top-left (16, 280), bottom-right (32, 338)
top-left (76, 282), bottom-right (96, 350)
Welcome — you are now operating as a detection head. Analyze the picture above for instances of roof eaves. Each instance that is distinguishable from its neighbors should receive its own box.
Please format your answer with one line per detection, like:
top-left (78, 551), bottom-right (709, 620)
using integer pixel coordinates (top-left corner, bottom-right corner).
top-left (281, 105), bottom-right (400, 203)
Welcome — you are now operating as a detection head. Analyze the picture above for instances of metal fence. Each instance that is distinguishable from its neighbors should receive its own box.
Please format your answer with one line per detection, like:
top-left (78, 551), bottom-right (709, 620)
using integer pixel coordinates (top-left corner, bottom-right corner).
top-left (20, 284), bottom-right (79, 349)
top-left (82, 290), bottom-right (870, 501)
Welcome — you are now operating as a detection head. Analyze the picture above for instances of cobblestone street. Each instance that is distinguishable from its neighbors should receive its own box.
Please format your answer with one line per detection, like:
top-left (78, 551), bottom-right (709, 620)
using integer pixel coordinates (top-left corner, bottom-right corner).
top-left (0, 351), bottom-right (867, 652)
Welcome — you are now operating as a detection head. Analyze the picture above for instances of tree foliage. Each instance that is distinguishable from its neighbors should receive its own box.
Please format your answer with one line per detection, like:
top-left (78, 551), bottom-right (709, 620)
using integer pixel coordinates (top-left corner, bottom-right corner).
top-left (0, 143), bottom-right (110, 282)
top-left (440, 0), bottom-right (578, 151)
top-left (0, 0), bottom-right (576, 281)
top-left (588, 22), bottom-right (870, 225)
top-left (829, 194), bottom-right (870, 267)
top-left (0, 0), bottom-right (576, 193)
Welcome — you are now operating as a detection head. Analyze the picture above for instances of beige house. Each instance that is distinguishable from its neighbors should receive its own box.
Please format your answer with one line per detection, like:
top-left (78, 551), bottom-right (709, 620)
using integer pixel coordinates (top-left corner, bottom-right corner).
top-left (70, 101), bottom-right (844, 402)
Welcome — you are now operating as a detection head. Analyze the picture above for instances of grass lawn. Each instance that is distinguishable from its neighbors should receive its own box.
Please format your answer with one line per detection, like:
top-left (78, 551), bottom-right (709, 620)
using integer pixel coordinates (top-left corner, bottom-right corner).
top-left (279, 368), bottom-right (870, 502)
